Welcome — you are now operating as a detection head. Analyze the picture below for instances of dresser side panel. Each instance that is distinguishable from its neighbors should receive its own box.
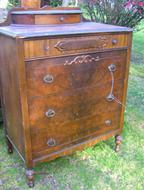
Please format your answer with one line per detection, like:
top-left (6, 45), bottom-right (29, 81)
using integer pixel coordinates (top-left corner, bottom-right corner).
top-left (0, 36), bottom-right (25, 159)
top-left (119, 33), bottom-right (132, 131)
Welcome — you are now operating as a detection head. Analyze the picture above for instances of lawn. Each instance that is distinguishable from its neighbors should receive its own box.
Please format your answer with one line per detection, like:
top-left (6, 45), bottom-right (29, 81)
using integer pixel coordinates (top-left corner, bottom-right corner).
top-left (0, 27), bottom-right (144, 189)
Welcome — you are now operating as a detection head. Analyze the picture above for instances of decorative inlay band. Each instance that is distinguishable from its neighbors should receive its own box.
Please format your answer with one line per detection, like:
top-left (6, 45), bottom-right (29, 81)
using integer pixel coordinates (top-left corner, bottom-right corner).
top-left (64, 55), bottom-right (100, 66)
top-left (54, 37), bottom-right (107, 52)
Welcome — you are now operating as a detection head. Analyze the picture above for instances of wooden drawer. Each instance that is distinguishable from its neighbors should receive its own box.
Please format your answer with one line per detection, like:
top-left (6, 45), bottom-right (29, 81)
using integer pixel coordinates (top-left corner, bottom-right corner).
top-left (24, 39), bottom-right (50, 58)
top-left (12, 13), bottom-right (81, 25)
top-left (28, 79), bottom-right (124, 127)
top-left (26, 50), bottom-right (127, 97)
top-left (24, 34), bottom-right (128, 59)
top-left (31, 109), bottom-right (121, 157)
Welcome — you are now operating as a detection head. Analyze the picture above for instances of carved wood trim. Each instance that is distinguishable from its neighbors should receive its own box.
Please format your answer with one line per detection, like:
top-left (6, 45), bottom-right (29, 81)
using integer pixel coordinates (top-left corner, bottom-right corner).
top-left (64, 55), bottom-right (100, 66)
top-left (54, 37), bottom-right (107, 52)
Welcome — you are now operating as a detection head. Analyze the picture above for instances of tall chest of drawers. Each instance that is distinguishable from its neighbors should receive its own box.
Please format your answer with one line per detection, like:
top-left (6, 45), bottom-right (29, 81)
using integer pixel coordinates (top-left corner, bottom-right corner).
top-left (0, 6), bottom-right (132, 187)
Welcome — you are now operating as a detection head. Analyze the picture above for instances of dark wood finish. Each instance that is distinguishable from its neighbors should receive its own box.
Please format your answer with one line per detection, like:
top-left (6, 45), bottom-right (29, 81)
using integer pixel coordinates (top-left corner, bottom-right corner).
top-left (0, 1), bottom-right (132, 187)
top-left (6, 136), bottom-right (13, 154)
top-left (24, 34), bottom-right (128, 59)
top-left (11, 11), bottom-right (82, 25)
top-left (0, 36), bottom-right (26, 159)
top-left (26, 50), bottom-right (127, 97)
top-left (26, 169), bottom-right (35, 188)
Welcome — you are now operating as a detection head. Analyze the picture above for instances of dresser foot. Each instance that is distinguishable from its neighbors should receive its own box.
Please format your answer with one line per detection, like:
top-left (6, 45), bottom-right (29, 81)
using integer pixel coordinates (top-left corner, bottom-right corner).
top-left (6, 137), bottom-right (13, 154)
top-left (26, 169), bottom-right (35, 188)
top-left (115, 135), bottom-right (122, 152)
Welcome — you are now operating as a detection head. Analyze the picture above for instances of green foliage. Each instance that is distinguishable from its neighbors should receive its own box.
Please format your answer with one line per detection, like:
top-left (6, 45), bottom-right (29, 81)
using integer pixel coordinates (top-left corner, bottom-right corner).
top-left (8, 0), bottom-right (20, 8)
top-left (49, 0), bottom-right (62, 7)
top-left (81, 0), bottom-right (144, 28)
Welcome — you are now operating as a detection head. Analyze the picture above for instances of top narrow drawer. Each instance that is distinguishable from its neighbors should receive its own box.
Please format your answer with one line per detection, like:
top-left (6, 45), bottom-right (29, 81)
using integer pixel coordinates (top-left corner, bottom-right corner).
top-left (24, 34), bottom-right (128, 60)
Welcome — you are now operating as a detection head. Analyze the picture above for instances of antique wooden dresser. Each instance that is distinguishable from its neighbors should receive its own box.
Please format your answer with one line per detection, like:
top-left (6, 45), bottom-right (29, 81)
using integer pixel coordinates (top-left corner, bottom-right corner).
top-left (0, 0), bottom-right (132, 187)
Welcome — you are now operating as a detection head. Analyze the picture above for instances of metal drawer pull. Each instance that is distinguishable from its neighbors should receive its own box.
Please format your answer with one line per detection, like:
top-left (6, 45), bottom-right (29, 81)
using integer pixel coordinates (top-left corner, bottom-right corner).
top-left (107, 64), bottom-right (125, 107)
top-left (43, 74), bottom-right (54, 84)
top-left (44, 46), bottom-right (49, 51)
top-left (47, 138), bottom-right (56, 147)
top-left (45, 109), bottom-right (55, 118)
top-left (106, 64), bottom-right (116, 102)
top-left (59, 16), bottom-right (65, 22)
top-left (112, 39), bottom-right (118, 45)
top-left (108, 64), bottom-right (116, 72)
top-left (105, 120), bottom-right (112, 126)
top-left (106, 94), bottom-right (115, 102)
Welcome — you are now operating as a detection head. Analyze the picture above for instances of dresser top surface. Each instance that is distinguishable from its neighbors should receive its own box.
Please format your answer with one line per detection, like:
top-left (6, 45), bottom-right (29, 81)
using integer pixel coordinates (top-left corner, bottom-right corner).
top-left (0, 22), bottom-right (132, 38)
top-left (11, 10), bottom-right (82, 15)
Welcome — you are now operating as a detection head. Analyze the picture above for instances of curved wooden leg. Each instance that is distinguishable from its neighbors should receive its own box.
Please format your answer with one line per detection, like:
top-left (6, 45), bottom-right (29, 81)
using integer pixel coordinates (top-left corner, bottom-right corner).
top-left (115, 135), bottom-right (122, 152)
top-left (26, 169), bottom-right (35, 188)
top-left (6, 137), bottom-right (13, 154)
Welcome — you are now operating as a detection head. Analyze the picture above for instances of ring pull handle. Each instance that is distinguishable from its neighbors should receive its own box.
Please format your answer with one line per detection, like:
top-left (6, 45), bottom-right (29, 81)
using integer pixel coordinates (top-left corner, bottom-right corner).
top-left (108, 64), bottom-right (116, 72)
top-left (47, 138), bottom-right (56, 147)
top-left (106, 94), bottom-right (115, 102)
top-left (45, 109), bottom-right (55, 118)
top-left (43, 74), bottom-right (54, 84)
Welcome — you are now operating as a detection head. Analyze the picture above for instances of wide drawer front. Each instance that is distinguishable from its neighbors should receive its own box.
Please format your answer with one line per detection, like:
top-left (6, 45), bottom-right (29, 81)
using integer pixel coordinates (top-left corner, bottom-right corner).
top-left (26, 50), bottom-right (127, 97)
top-left (28, 79), bottom-right (124, 127)
top-left (24, 34), bottom-right (128, 59)
top-left (31, 109), bottom-right (121, 157)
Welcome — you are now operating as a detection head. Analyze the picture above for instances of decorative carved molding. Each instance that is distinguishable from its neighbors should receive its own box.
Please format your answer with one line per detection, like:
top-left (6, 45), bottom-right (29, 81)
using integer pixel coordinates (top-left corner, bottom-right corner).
top-left (64, 55), bottom-right (100, 66)
top-left (54, 37), bottom-right (107, 52)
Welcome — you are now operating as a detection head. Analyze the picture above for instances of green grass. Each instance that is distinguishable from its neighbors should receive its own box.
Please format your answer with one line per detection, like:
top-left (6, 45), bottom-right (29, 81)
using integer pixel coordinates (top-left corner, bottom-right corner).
top-left (0, 31), bottom-right (144, 190)
top-left (132, 21), bottom-right (144, 65)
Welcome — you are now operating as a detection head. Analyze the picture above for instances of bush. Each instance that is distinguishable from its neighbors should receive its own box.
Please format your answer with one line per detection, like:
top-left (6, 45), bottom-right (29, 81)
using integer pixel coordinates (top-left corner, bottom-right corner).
top-left (8, 0), bottom-right (20, 7)
top-left (81, 0), bottom-right (144, 28)
top-left (42, 0), bottom-right (62, 7)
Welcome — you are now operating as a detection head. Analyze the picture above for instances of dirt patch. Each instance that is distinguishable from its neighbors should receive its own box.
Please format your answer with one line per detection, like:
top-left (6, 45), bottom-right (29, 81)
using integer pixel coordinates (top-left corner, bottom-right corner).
top-left (140, 124), bottom-right (144, 129)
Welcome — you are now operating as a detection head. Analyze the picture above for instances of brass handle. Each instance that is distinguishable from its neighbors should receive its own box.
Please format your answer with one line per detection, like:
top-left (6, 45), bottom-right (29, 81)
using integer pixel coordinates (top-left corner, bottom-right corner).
top-left (43, 74), bottom-right (54, 84)
top-left (112, 39), bottom-right (118, 45)
top-left (105, 120), bottom-right (112, 126)
top-left (45, 109), bottom-right (55, 118)
top-left (47, 138), bottom-right (56, 147)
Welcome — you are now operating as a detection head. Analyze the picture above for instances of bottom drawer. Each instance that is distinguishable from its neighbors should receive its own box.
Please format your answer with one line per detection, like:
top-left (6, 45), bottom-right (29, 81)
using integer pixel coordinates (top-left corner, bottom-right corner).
top-left (31, 109), bottom-right (121, 158)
